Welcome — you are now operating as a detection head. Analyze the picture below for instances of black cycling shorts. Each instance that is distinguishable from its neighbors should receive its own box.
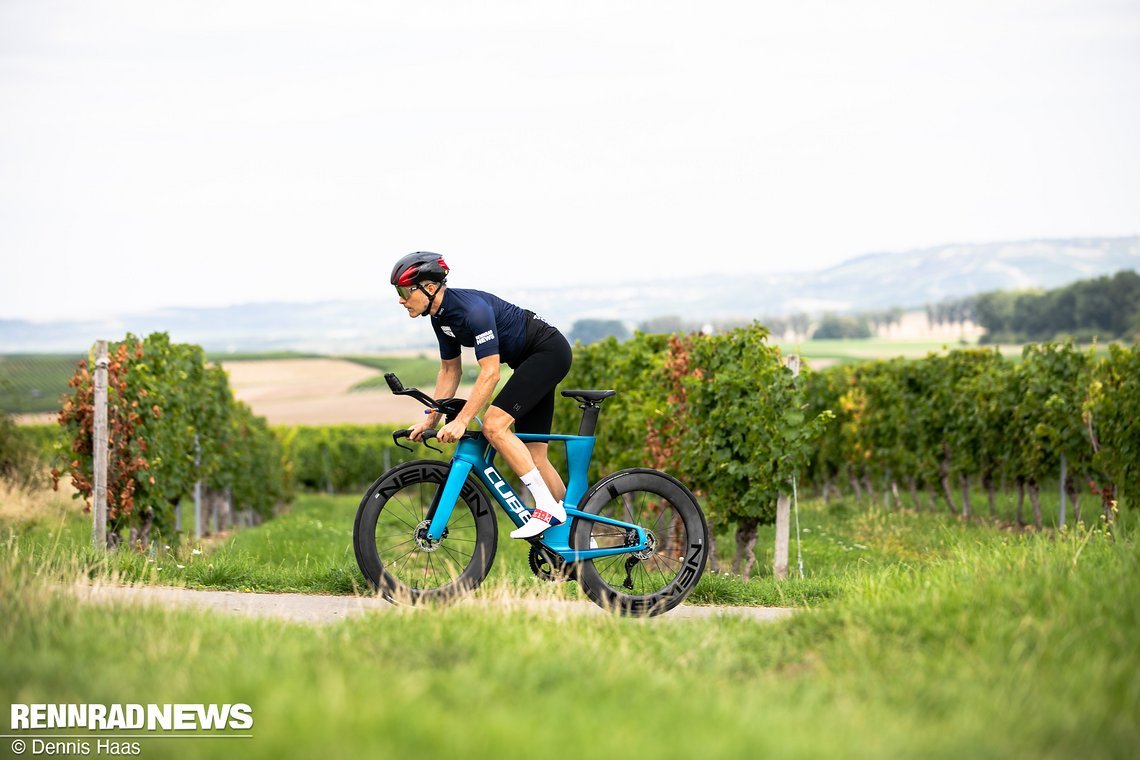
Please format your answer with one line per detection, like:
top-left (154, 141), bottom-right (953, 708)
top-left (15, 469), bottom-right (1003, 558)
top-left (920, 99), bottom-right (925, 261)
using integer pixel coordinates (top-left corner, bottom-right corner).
top-left (491, 312), bottom-right (573, 435)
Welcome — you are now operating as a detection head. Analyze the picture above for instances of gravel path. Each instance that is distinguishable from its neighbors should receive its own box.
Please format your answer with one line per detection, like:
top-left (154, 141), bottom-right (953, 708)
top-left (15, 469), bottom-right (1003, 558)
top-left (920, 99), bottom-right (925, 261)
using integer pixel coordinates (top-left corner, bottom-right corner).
top-left (69, 584), bottom-right (795, 625)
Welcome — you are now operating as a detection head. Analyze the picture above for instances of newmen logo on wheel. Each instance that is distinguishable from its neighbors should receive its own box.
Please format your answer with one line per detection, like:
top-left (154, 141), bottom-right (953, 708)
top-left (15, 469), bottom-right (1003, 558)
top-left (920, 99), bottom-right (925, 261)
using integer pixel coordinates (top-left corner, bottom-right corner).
top-left (475, 330), bottom-right (495, 345)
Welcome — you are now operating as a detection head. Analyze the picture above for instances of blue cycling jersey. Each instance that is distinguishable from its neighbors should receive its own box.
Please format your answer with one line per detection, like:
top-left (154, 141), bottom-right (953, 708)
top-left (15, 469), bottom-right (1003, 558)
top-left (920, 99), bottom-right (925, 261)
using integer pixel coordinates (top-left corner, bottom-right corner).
top-left (431, 288), bottom-right (530, 367)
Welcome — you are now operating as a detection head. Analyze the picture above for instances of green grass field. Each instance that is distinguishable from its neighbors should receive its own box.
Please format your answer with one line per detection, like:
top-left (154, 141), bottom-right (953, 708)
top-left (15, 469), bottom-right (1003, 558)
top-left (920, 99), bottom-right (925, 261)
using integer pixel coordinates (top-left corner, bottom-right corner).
top-left (776, 337), bottom-right (1004, 366)
top-left (0, 354), bottom-right (83, 414)
top-left (1, 482), bottom-right (1136, 757)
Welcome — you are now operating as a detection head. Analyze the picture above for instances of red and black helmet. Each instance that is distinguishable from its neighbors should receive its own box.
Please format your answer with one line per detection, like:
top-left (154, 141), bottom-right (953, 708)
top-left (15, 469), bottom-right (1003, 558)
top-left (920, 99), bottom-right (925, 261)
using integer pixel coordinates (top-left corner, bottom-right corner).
top-left (390, 252), bottom-right (449, 287)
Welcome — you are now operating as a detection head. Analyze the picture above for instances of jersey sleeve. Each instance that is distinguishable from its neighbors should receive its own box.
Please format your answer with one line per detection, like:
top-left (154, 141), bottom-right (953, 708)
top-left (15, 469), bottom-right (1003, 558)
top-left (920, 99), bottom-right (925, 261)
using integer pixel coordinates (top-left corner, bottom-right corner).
top-left (432, 319), bottom-right (462, 361)
top-left (466, 295), bottom-right (501, 361)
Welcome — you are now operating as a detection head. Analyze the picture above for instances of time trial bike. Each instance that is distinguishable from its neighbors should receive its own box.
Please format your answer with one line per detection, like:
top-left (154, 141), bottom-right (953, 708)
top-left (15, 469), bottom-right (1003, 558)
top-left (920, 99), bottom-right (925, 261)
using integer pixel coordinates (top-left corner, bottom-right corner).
top-left (352, 373), bottom-right (709, 617)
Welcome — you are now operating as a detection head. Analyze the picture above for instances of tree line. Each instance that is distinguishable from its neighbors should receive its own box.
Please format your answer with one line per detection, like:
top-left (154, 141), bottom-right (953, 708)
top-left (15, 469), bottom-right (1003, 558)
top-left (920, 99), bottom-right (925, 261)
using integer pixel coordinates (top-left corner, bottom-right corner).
top-left (972, 269), bottom-right (1140, 343)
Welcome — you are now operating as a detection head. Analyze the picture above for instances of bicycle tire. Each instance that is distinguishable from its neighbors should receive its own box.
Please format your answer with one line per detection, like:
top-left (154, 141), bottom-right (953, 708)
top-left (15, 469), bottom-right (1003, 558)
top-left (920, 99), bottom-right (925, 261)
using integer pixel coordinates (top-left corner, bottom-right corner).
top-left (353, 460), bottom-right (497, 604)
top-left (571, 468), bottom-right (708, 617)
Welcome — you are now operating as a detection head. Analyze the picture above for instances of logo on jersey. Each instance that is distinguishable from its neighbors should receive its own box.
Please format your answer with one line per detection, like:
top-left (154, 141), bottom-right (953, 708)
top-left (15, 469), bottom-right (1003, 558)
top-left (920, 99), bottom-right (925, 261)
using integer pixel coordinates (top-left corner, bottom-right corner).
top-left (475, 329), bottom-right (495, 345)
top-left (441, 326), bottom-right (455, 338)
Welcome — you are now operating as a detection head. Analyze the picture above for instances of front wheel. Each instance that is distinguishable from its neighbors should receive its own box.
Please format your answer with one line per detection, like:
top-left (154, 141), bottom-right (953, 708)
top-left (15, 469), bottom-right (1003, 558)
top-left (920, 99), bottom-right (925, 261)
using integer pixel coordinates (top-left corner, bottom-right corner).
top-left (353, 460), bottom-right (497, 604)
top-left (571, 468), bottom-right (708, 617)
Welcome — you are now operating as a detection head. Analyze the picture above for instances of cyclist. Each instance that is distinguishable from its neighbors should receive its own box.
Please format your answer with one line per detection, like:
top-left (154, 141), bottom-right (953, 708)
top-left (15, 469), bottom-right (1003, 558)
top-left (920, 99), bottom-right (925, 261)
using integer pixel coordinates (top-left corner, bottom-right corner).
top-left (391, 251), bottom-right (573, 539)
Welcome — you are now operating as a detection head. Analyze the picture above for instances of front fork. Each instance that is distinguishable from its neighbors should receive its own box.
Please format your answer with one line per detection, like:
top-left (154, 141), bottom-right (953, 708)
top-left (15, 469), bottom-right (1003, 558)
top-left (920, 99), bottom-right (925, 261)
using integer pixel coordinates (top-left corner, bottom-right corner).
top-left (424, 459), bottom-right (472, 541)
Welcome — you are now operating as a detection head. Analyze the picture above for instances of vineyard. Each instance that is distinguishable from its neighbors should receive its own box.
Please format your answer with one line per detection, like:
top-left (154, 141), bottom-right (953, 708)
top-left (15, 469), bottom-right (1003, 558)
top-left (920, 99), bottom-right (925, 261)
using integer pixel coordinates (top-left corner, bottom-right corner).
top-left (555, 327), bottom-right (1137, 569)
top-left (2, 328), bottom-right (1136, 565)
top-left (51, 334), bottom-right (287, 548)
top-left (2, 329), bottom-right (1137, 758)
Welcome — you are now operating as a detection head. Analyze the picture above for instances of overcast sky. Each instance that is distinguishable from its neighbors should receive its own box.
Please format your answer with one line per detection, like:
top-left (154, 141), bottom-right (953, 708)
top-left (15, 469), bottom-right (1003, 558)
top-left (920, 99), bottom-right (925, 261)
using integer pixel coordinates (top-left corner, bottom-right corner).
top-left (2, 0), bottom-right (1138, 321)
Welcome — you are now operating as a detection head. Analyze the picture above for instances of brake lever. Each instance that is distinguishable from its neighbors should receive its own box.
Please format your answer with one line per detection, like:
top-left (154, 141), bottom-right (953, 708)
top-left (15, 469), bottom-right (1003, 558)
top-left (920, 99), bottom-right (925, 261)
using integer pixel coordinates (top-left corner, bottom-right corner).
top-left (420, 428), bottom-right (443, 454)
top-left (392, 429), bottom-right (415, 452)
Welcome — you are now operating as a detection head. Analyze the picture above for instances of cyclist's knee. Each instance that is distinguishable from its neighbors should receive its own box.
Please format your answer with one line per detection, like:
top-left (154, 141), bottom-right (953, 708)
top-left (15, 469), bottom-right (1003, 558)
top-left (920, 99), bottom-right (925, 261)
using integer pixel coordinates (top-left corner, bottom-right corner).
top-left (483, 408), bottom-right (513, 442)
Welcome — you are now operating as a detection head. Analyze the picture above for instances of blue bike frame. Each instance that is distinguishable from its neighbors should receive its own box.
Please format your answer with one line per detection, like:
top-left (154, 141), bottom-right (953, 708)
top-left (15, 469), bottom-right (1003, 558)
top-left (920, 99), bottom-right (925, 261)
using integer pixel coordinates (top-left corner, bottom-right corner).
top-left (423, 432), bottom-right (649, 563)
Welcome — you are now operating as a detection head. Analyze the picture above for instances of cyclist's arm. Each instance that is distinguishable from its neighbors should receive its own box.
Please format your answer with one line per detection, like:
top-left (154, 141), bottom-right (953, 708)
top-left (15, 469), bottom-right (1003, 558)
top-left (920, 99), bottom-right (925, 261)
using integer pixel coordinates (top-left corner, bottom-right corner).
top-left (424, 357), bottom-right (463, 427)
top-left (455, 354), bottom-right (500, 426)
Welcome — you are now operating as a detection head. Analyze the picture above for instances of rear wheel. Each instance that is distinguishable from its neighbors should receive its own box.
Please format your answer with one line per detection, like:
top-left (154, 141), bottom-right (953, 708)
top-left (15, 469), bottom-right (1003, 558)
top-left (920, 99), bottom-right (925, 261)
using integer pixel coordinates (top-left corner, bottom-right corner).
top-left (571, 469), bottom-right (708, 617)
top-left (353, 460), bottom-right (497, 604)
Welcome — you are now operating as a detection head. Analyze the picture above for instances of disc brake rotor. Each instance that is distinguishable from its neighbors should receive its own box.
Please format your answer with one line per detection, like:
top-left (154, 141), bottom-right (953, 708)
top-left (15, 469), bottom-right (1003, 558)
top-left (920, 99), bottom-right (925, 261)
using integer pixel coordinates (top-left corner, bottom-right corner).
top-left (414, 519), bottom-right (440, 552)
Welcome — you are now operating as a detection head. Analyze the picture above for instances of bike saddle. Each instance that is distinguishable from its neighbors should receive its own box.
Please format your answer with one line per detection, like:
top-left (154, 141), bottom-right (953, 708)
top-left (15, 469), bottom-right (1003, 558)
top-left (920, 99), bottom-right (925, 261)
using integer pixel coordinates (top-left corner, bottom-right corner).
top-left (561, 390), bottom-right (617, 405)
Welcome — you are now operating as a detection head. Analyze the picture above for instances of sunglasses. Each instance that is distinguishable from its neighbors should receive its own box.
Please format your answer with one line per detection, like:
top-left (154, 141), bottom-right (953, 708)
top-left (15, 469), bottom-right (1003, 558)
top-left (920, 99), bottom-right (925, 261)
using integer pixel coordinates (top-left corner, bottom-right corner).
top-left (395, 284), bottom-right (429, 300)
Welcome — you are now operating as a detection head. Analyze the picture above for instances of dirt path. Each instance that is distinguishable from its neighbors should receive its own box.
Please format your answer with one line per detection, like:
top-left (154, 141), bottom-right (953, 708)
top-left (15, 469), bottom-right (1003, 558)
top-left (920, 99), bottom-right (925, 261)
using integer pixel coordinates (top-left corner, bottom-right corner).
top-left (70, 584), bottom-right (795, 625)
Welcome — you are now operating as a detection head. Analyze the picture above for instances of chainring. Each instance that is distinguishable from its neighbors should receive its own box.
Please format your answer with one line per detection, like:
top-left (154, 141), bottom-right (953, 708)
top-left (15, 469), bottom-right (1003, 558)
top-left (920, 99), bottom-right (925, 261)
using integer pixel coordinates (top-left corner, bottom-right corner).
top-left (528, 544), bottom-right (572, 583)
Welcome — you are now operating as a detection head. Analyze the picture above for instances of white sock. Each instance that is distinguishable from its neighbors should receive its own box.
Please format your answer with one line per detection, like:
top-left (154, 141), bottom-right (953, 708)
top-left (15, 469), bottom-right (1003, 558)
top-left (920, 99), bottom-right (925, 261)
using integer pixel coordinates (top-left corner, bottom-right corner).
top-left (511, 468), bottom-right (565, 539)
top-left (520, 468), bottom-right (559, 513)
top-left (522, 469), bottom-right (565, 524)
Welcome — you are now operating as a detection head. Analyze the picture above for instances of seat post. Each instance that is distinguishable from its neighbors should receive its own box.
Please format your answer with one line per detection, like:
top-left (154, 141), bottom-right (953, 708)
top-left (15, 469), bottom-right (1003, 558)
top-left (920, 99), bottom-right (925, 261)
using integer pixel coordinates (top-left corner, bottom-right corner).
top-left (578, 403), bottom-right (602, 437)
top-left (561, 389), bottom-right (616, 436)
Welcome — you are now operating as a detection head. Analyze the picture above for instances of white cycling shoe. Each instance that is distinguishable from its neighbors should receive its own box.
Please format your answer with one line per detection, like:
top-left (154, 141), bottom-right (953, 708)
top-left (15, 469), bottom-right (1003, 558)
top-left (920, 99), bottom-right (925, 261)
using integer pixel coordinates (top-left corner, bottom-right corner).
top-left (509, 501), bottom-right (566, 540)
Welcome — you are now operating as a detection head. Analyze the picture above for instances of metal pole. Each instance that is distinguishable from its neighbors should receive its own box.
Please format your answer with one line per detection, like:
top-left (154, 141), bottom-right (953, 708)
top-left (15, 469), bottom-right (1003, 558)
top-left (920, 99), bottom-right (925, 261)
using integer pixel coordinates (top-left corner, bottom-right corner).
top-left (92, 340), bottom-right (109, 551)
top-left (1059, 454), bottom-right (1067, 529)
top-left (793, 475), bottom-right (804, 578)
top-left (774, 354), bottom-right (801, 580)
top-left (774, 493), bottom-right (790, 580)
top-left (194, 434), bottom-right (202, 539)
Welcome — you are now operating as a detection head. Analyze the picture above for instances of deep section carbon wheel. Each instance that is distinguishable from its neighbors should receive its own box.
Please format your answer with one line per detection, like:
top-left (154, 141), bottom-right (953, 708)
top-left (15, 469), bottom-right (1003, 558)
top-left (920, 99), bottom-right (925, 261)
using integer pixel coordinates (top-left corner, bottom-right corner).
top-left (571, 468), bottom-right (708, 617)
top-left (353, 460), bottom-right (497, 604)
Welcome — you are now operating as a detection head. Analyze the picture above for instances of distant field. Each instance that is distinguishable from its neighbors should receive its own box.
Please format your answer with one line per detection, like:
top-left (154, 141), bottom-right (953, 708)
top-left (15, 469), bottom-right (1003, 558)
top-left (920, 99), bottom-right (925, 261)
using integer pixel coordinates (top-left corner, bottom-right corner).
top-left (775, 338), bottom-right (990, 366)
top-left (345, 353), bottom-right (507, 391)
top-left (205, 350), bottom-right (324, 362)
top-left (344, 354), bottom-right (459, 389)
top-left (5, 339), bottom-right (1098, 421)
top-left (0, 353), bottom-right (82, 414)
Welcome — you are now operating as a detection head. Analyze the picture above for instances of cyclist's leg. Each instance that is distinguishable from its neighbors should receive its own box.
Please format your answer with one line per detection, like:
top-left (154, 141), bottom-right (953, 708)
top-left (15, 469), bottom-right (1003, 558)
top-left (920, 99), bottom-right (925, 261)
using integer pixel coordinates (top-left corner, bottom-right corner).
top-left (482, 406), bottom-right (539, 476)
top-left (485, 334), bottom-right (571, 537)
top-left (518, 385), bottom-right (565, 500)
top-left (484, 407), bottom-right (565, 538)
top-left (484, 333), bottom-right (569, 477)
top-left (484, 393), bottom-right (564, 498)
top-left (524, 441), bottom-right (566, 502)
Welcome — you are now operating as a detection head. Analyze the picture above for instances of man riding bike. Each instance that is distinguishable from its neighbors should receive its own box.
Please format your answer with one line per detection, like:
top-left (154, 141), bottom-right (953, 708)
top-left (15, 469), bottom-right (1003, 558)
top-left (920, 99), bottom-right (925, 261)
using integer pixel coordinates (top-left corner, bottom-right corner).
top-left (391, 252), bottom-right (573, 539)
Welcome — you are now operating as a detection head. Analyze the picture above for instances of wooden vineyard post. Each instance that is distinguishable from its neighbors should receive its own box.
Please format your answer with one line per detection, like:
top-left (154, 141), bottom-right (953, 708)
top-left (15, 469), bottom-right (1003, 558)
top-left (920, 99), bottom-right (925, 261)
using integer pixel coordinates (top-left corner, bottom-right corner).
top-left (1059, 454), bottom-right (1067, 529)
top-left (774, 493), bottom-right (791, 581)
top-left (194, 434), bottom-right (202, 539)
top-left (92, 340), bottom-right (109, 550)
top-left (774, 354), bottom-right (801, 581)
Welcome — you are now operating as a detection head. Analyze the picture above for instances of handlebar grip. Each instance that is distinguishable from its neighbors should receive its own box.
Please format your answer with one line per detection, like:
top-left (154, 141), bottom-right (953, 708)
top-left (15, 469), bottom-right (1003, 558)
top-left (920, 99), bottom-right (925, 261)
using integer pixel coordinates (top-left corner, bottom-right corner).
top-left (385, 373), bottom-right (406, 393)
top-left (421, 428), bottom-right (439, 440)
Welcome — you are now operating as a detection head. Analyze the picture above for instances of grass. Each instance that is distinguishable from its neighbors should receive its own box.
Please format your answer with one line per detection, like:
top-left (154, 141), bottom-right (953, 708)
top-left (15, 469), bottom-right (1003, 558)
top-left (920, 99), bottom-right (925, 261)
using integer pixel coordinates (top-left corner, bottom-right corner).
top-left (1, 482), bottom-right (1136, 757)
top-left (0, 479), bottom-right (1126, 607)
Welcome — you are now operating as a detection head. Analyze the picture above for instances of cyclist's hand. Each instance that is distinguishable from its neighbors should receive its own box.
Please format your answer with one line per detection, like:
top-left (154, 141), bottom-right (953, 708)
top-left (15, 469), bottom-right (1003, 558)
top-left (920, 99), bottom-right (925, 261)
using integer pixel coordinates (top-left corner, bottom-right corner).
top-left (408, 419), bottom-right (434, 442)
top-left (438, 419), bottom-right (468, 444)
